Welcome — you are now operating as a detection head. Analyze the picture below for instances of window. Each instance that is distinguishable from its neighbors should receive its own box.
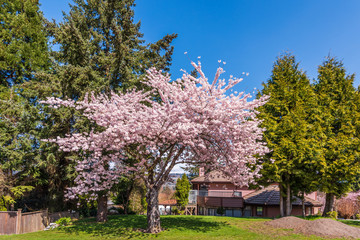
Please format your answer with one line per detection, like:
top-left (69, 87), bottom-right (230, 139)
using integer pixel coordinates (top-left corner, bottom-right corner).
top-left (256, 206), bottom-right (263, 216)
top-left (225, 209), bottom-right (233, 217)
top-left (208, 208), bottom-right (215, 216)
top-left (199, 207), bottom-right (204, 215)
top-left (244, 206), bottom-right (252, 217)
top-left (233, 209), bottom-right (242, 217)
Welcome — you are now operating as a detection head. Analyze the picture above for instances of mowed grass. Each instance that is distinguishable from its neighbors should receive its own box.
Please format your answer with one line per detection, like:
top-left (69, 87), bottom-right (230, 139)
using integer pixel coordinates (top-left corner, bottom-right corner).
top-left (0, 215), bottom-right (350, 240)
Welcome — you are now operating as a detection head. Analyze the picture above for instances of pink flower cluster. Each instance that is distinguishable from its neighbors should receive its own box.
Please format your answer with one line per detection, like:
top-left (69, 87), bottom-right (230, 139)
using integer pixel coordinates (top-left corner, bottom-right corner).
top-left (43, 61), bottom-right (269, 199)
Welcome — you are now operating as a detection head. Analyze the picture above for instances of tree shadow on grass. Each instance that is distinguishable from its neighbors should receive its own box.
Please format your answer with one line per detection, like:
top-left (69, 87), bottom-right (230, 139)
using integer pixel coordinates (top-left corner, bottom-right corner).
top-left (161, 215), bottom-right (228, 232)
top-left (60, 215), bottom-right (228, 239)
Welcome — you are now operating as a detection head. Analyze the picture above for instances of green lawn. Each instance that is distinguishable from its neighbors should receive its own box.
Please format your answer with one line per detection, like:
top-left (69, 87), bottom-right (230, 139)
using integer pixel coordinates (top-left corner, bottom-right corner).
top-left (0, 215), bottom-right (351, 240)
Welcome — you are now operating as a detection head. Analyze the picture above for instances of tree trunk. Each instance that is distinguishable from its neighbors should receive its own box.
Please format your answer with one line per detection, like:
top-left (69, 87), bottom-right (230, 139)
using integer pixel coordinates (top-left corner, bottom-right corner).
top-left (124, 182), bottom-right (134, 215)
top-left (322, 193), bottom-right (335, 217)
top-left (96, 194), bottom-right (108, 222)
top-left (279, 184), bottom-right (284, 217)
top-left (301, 192), bottom-right (305, 217)
top-left (146, 187), bottom-right (161, 233)
top-left (286, 183), bottom-right (291, 216)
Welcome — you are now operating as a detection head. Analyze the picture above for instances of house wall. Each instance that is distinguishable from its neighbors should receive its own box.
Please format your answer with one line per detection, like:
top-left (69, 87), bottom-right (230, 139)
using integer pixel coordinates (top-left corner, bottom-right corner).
top-left (305, 192), bottom-right (317, 201)
top-left (248, 205), bottom-right (316, 218)
top-left (198, 204), bottom-right (318, 218)
top-left (265, 206), bottom-right (280, 218)
top-left (207, 183), bottom-right (237, 190)
top-left (192, 183), bottom-right (256, 197)
top-left (193, 181), bottom-right (321, 218)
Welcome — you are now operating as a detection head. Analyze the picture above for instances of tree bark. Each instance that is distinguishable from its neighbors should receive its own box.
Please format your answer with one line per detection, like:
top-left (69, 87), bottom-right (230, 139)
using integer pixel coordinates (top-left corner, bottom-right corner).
top-left (279, 184), bottom-right (284, 217)
top-left (146, 187), bottom-right (161, 233)
top-left (322, 193), bottom-right (335, 217)
top-left (301, 192), bottom-right (305, 218)
top-left (96, 194), bottom-right (108, 222)
top-left (286, 183), bottom-right (291, 216)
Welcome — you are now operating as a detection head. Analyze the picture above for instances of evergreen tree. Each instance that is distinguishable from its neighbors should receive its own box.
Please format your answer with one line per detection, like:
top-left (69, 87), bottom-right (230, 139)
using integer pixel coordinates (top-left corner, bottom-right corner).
top-left (0, 0), bottom-right (49, 209)
top-left (256, 53), bottom-right (322, 217)
top-left (21, 0), bottom-right (177, 215)
top-left (0, 0), bottom-right (49, 86)
top-left (314, 57), bottom-right (360, 216)
top-left (174, 174), bottom-right (191, 210)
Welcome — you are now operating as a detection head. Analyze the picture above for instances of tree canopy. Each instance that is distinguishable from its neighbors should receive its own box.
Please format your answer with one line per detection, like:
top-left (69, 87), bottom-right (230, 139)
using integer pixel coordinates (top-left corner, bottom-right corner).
top-left (43, 61), bottom-right (269, 232)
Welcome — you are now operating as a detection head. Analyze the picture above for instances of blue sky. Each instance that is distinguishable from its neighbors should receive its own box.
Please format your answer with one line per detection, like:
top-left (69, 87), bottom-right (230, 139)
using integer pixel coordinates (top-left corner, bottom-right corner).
top-left (39, 0), bottom-right (360, 95)
top-left (38, 0), bottom-right (360, 173)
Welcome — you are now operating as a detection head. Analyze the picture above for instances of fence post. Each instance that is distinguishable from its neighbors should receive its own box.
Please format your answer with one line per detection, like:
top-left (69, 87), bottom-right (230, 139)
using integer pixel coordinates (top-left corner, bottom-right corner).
top-left (46, 208), bottom-right (49, 226)
top-left (16, 209), bottom-right (22, 234)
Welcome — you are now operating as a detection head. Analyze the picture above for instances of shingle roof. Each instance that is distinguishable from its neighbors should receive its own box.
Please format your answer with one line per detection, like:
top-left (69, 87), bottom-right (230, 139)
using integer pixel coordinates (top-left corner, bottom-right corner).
top-left (191, 170), bottom-right (232, 183)
top-left (158, 192), bottom-right (177, 206)
top-left (244, 185), bottom-right (322, 207)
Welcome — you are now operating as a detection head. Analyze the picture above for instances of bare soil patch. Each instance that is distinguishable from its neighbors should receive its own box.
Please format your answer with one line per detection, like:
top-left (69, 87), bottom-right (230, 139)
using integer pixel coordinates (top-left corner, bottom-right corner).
top-left (266, 216), bottom-right (360, 239)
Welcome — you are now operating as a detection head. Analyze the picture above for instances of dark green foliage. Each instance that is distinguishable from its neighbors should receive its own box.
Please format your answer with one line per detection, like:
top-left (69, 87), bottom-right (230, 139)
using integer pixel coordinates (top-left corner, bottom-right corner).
top-left (216, 207), bottom-right (225, 216)
top-left (174, 174), bottom-right (190, 210)
top-left (0, 0), bottom-right (49, 87)
top-left (46, 0), bottom-right (177, 98)
top-left (77, 195), bottom-right (98, 218)
top-left (112, 176), bottom-right (134, 214)
top-left (17, 0), bottom-right (177, 211)
top-left (0, 0), bottom-right (49, 210)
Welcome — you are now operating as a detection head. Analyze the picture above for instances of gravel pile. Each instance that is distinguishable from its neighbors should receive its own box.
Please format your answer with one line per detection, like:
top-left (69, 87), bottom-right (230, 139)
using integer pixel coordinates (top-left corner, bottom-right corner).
top-left (266, 216), bottom-right (360, 239)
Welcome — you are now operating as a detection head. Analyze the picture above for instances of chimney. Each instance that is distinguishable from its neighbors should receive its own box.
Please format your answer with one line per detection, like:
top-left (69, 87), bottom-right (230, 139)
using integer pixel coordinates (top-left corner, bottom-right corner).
top-left (199, 167), bottom-right (204, 176)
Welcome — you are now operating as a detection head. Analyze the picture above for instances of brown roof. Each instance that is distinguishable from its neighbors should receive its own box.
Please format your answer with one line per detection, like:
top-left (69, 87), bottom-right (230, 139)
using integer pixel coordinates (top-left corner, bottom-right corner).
top-left (244, 185), bottom-right (323, 207)
top-left (158, 192), bottom-right (177, 206)
top-left (159, 199), bottom-right (177, 205)
top-left (191, 170), bottom-right (232, 183)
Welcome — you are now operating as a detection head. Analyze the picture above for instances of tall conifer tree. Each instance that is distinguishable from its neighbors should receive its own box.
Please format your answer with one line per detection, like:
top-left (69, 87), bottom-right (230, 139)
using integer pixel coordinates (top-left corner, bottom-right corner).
top-left (23, 0), bottom-right (177, 216)
top-left (314, 57), bottom-right (360, 216)
top-left (0, 0), bottom-right (50, 209)
top-left (257, 54), bottom-right (321, 216)
top-left (174, 174), bottom-right (191, 210)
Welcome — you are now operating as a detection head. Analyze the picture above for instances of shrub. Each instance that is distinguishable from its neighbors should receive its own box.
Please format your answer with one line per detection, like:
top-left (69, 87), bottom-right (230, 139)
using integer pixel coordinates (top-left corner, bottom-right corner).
top-left (326, 211), bottom-right (338, 219)
top-left (216, 207), bottom-right (225, 216)
top-left (356, 214), bottom-right (360, 219)
top-left (316, 210), bottom-right (322, 217)
top-left (172, 206), bottom-right (184, 215)
top-left (55, 217), bottom-right (72, 226)
top-left (336, 198), bottom-right (357, 219)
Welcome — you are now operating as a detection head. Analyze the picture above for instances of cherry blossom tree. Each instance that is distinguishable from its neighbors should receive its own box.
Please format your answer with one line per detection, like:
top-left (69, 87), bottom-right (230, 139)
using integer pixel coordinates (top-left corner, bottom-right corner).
top-left (337, 191), bottom-right (360, 219)
top-left (43, 60), bottom-right (268, 233)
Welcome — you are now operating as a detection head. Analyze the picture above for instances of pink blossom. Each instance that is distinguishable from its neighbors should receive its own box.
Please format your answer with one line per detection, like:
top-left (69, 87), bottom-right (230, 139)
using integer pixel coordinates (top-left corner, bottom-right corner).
top-left (43, 61), bottom-right (269, 200)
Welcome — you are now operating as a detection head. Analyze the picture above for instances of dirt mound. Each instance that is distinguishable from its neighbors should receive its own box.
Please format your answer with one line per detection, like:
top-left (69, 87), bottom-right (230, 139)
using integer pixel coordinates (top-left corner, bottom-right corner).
top-left (267, 216), bottom-right (308, 229)
top-left (266, 217), bottom-right (360, 239)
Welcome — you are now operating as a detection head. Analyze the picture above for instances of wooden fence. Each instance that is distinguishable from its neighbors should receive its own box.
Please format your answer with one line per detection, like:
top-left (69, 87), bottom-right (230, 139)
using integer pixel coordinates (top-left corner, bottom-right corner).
top-left (0, 209), bottom-right (78, 235)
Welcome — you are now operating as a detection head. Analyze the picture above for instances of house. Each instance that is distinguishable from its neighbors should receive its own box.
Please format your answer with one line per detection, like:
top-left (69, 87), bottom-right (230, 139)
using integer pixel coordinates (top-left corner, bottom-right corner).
top-left (191, 171), bottom-right (322, 218)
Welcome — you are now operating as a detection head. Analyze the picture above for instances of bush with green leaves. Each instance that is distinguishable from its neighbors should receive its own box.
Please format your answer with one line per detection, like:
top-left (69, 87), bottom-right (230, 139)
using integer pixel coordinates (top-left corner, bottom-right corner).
top-left (216, 207), bottom-right (225, 216)
top-left (326, 211), bottom-right (338, 219)
top-left (56, 217), bottom-right (72, 226)
top-left (171, 206), bottom-right (184, 215)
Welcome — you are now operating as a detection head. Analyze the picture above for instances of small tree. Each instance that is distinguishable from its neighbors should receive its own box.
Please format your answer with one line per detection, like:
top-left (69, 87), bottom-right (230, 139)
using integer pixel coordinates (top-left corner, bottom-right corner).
top-left (337, 198), bottom-right (356, 219)
top-left (43, 60), bottom-right (269, 233)
top-left (336, 191), bottom-right (360, 219)
top-left (174, 174), bottom-right (191, 211)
